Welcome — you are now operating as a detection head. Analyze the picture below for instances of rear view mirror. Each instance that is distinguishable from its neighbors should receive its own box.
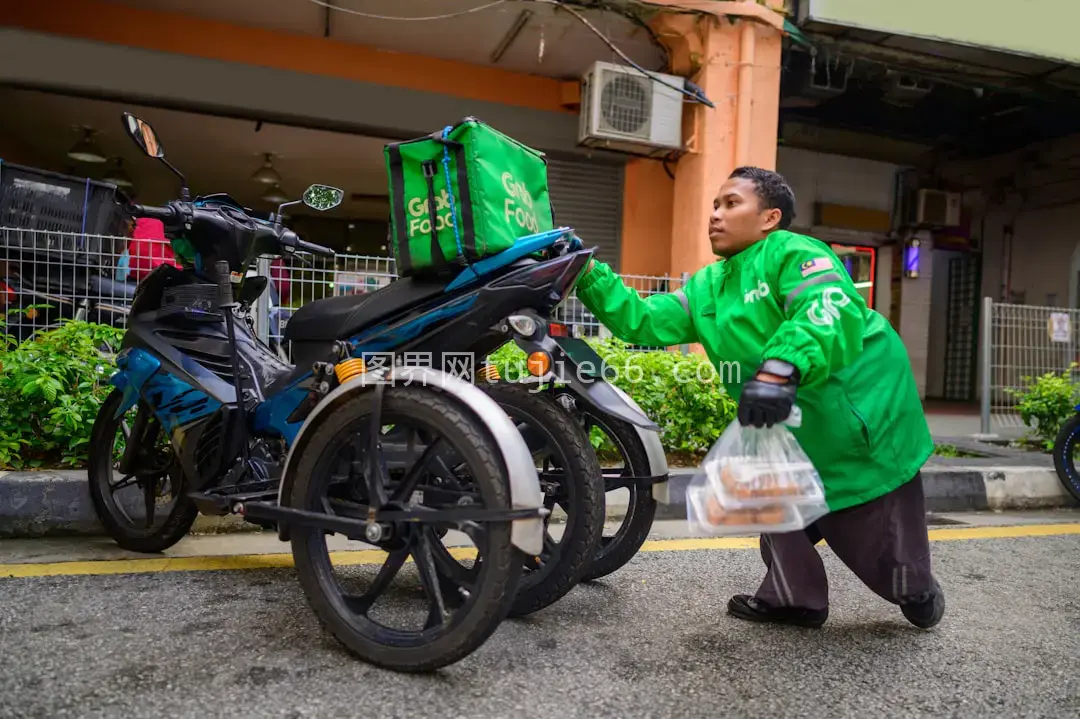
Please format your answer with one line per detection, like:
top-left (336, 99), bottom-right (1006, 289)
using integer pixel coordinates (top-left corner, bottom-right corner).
top-left (120, 111), bottom-right (189, 200)
top-left (122, 112), bottom-right (165, 159)
top-left (303, 184), bottom-right (344, 212)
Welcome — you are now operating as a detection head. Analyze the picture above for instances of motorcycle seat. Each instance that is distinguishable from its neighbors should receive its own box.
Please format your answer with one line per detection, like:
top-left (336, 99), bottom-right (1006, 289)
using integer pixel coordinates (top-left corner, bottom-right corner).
top-left (88, 274), bottom-right (138, 301)
top-left (282, 227), bottom-right (573, 344)
top-left (283, 276), bottom-right (447, 343)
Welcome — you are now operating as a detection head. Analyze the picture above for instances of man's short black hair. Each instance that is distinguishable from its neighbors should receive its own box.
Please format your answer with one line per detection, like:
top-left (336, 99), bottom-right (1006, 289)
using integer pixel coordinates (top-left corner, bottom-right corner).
top-left (729, 166), bottom-right (796, 231)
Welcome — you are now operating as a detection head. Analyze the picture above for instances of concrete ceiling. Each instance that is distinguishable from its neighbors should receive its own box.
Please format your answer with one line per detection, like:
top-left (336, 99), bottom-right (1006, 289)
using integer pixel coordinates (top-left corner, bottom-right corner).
top-left (109, 0), bottom-right (667, 80)
top-left (0, 86), bottom-right (395, 220)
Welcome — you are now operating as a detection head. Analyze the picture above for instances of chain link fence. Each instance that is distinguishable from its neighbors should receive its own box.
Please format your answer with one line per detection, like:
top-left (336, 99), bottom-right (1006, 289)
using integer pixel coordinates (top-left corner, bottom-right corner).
top-left (981, 297), bottom-right (1080, 434)
top-left (1, 227), bottom-right (685, 353)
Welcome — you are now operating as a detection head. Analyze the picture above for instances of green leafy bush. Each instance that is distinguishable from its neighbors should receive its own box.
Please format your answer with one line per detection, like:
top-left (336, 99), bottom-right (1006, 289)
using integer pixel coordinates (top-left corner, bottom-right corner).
top-left (0, 316), bottom-right (124, 469)
top-left (487, 338), bottom-right (737, 463)
top-left (1004, 365), bottom-right (1080, 452)
top-left (932, 443), bottom-right (986, 459)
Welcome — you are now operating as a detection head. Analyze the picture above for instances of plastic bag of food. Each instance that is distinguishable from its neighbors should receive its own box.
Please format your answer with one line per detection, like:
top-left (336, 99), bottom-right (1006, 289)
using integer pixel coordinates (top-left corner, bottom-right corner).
top-left (686, 407), bottom-right (829, 536)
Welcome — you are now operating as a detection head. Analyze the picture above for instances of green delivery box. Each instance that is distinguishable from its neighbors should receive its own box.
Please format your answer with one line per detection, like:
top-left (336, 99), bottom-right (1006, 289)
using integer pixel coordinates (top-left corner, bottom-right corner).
top-left (385, 117), bottom-right (555, 277)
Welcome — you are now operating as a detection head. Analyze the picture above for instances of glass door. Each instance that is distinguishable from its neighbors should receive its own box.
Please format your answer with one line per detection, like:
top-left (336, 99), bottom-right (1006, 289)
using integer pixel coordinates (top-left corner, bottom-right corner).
top-left (830, 244), bottom-right (876, 309)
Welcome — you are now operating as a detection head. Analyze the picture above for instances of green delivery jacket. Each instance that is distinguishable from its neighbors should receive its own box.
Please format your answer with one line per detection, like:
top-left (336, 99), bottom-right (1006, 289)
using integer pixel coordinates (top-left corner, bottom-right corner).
top-left (575, 230), bottom-right (933, 512)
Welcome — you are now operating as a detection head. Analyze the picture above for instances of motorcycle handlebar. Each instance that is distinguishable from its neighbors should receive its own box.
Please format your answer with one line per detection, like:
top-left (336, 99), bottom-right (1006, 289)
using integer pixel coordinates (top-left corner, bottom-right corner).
top-left (130, 200), bottom-right (334, 259)
top-left (280, 229), bottom-right (335, 258)
top-left (129, 203), bottom-right (178, 224)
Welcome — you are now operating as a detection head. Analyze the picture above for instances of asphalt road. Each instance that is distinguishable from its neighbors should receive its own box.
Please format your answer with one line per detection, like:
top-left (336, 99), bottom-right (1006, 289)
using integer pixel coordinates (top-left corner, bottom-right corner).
top-left (1, 517), bottom-right (1079, 719)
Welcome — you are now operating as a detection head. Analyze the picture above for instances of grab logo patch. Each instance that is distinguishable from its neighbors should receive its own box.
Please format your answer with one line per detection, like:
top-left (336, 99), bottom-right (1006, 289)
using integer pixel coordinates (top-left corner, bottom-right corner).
top-left (744, 280), bottom-right (770, 304)
top-left (807, 287), bottom-right (851, 326)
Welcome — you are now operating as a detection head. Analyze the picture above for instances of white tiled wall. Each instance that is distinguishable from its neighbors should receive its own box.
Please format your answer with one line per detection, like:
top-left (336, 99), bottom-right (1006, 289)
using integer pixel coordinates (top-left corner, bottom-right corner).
top-left (899, 235), bottom-right (936, 398)
top-left (777, 146), bottom-right (900, 227)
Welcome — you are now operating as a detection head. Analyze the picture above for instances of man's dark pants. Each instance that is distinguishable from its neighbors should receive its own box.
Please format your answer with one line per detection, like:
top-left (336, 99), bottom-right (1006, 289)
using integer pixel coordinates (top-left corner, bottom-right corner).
top-left (755, 472), bottom-right (936, 611)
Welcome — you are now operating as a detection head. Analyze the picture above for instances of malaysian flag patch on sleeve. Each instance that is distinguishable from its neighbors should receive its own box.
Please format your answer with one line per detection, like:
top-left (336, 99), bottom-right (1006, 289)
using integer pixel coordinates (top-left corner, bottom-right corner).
top-left (799, 257), bottom-right (833, 277)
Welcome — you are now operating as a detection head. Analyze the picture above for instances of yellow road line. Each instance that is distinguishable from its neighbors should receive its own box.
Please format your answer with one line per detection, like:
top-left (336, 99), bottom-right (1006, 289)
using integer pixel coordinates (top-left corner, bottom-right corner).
top-left (1, 523), bottom-right (1077, 580)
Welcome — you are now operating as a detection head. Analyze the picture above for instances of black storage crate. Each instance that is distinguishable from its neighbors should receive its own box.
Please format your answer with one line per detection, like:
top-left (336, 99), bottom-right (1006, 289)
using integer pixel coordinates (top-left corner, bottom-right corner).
top-left (0, 161), bottom-right (128, 260)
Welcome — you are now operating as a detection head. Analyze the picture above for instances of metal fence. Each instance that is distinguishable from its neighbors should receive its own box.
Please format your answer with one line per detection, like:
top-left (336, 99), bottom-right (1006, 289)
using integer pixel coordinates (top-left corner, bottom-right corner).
top-left (981, 297), bottom-right (1080, 434)
top-left (0, 227), bottom-right (685, 354)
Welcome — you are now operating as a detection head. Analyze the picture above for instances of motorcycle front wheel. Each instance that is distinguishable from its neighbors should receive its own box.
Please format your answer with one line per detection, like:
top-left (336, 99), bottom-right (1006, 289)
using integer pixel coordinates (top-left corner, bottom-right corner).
top-left (287, 384), bottom-right (523, 673)
top-left (87, 390), bottom-right (198, 553)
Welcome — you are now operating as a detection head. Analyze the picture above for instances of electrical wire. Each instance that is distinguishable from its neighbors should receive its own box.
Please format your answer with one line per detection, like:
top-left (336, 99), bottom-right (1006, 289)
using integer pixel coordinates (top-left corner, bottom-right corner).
top-left (305, 0), bottom-right (508, 22)
top-left (305, 0), bottom-right (711, 106)
top-left (533, 0), bottom-right (714, 107)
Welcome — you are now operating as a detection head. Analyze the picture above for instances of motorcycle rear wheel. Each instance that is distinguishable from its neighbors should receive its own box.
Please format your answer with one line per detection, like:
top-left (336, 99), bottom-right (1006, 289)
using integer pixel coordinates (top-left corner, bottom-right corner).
top-left (431, 382), bottom-right (605, 617)
top-left (287, 384), bottom-right (522, 673)
top-left (568, 402), bottom-right (657, 582)
top-left (1052, 414), bottom-right (1080, 503)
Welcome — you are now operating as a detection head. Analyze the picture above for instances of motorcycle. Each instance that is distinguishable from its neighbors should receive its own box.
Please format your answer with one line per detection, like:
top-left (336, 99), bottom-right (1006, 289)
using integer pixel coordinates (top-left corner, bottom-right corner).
top-left (0, 254), bottom-right (137, 340)
top-left (90, 112), bottom-right (552, 672)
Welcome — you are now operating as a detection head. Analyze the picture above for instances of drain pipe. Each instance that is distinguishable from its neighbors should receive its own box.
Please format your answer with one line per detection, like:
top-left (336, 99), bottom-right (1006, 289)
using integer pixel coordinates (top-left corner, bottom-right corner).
top-left (735, 15), bottom-right (755, 166)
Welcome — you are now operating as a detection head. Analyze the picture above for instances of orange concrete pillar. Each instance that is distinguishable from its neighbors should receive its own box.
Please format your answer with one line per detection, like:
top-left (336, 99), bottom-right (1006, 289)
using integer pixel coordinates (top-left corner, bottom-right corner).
top-left (652, 12), bottom-right (784, 281)
top-left (619, 159), bottom-right (674, 276)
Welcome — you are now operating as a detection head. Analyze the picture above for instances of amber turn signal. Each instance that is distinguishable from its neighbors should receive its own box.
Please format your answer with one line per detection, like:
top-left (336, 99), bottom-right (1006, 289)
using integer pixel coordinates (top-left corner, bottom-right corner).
top-left (526, 351), bottom-right (551, 377)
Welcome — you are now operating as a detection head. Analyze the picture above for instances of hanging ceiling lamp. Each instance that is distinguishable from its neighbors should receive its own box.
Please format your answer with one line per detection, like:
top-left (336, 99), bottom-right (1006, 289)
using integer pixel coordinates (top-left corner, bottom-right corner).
top-left (250, 153), bottom-right (282, 184)
top-left (260, 183), bottom-right (289, 205)
top-left (68, 126), bottom-right (107, 163)
top-left (103, 157), bottom-right (133, 188)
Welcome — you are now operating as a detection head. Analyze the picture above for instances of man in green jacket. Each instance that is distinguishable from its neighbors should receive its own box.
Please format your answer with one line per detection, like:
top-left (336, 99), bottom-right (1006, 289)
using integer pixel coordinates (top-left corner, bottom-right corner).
top-left (574, 166), bottom-right (944, 629)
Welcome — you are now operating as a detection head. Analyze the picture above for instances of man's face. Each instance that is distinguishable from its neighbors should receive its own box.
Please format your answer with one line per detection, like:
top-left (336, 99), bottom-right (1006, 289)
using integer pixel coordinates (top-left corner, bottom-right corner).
top-left (708, 177), bottom-right (782, 258)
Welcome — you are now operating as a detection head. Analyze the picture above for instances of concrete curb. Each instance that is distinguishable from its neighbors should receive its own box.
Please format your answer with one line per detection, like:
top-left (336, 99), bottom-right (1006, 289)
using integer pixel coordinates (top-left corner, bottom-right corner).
top-left (0, 470), bottom-right (259, 538)
top-left (651, 465), bottom-right (1078, 520)
top-left (1, 465), bottom-right (1076, 538)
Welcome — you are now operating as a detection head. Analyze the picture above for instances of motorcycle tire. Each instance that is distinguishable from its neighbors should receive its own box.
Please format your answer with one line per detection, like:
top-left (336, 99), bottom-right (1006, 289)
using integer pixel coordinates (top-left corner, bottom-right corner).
top-left (288, 384), bottom-right (522, 673)
top-left (476, 382), bottom-right (605, 617)
top-left (1052, 414), bottom-right (1080, 503)
top-left (87, 390), bottom-right (199, 553)
top-left (575, 408), bottom-right (657, 583)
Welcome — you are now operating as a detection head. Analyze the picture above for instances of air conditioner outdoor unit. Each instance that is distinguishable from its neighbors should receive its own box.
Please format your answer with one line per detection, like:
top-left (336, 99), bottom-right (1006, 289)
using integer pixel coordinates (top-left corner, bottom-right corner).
top-left (885, 71), bottom-right (934, 105)
top-left (915, 188), bottom-right (962, 227)
top-left (578, 61), bottom-right (684, 156)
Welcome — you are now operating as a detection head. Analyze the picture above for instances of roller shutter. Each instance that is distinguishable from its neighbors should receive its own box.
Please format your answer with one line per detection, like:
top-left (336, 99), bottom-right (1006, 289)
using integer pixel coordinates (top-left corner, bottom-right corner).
top-left (546, 156), bottom-right (625, 270)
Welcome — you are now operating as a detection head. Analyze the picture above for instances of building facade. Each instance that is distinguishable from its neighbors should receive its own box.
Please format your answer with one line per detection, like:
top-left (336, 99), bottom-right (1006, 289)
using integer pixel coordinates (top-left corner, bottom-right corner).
top-left (2, 0), bottom-right (1079, 403)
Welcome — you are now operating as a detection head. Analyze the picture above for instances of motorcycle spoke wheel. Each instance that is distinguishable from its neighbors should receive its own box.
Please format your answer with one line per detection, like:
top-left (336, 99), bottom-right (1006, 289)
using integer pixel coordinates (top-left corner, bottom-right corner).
top-left (571, 407), bottom-right (657, 583)
top-left (87, 390), bottom-right (198, 553)
top-left (430, 383), bottom-right (604, 617)
top-left (288, 385), bottom-right (520, 673)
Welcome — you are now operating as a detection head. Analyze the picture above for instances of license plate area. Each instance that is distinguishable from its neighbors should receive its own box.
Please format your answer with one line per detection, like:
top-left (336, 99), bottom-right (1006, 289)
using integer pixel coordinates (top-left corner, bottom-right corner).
top-left (552, 336), bottom-right (611, 381)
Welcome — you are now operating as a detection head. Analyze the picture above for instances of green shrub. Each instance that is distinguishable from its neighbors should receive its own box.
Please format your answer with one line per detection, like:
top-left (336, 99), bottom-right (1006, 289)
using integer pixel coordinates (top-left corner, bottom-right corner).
top-left (1004, 365), bottom-right (1080, 452)
top-left (932, 443), bottom-right (986, 459)
top-left (487, 338), bottom-right (737, 462)
top-left (0, 316), bottom-right (124, 469)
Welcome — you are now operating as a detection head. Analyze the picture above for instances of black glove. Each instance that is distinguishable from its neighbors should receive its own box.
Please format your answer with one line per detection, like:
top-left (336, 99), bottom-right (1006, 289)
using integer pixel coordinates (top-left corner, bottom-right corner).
top-left (738, 359), bottom-right (799, 428)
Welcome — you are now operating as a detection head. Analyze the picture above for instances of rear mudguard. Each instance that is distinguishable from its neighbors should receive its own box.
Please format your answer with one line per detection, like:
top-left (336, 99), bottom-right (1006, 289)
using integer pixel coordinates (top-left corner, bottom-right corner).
top-left (514, 333), bottom-right (670, 495)
top-left (561, 379), bottom-right (671, 497)
top-left (277, 366), bottom-right (545, 556)
top-left (602, 381), bottom-right (670, 489)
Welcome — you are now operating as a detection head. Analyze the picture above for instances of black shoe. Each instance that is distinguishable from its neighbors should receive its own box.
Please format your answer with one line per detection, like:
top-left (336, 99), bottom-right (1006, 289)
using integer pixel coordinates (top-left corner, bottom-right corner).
top-left (900, 581), bottom-right (945, 629)
top-left (727, 595), bottom-right (828, 628)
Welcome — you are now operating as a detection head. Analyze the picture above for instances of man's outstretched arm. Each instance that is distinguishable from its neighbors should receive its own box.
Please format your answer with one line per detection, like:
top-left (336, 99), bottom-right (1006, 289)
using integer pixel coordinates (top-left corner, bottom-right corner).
top-left (574, 260), bottom-right (698, 347)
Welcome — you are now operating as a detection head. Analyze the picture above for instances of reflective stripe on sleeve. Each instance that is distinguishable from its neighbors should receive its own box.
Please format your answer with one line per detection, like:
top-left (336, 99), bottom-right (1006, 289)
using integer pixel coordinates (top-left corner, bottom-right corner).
top-left (784, 272), bottom-right (846, 312)
top-left (674, 289), bottom-right (690, 317)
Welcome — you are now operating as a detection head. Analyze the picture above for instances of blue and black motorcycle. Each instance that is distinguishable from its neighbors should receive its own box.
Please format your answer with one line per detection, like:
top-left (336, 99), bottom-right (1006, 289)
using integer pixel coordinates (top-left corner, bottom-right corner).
top-left (89, 113), bottom-right (667, 671)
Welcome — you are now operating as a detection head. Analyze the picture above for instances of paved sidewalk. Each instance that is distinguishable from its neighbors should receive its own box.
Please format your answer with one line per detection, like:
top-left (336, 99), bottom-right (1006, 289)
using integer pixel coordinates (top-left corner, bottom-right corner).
top-left (3, 456), bottom-right (1075, 538)
top-left (2, 513), bottom-right (1078, 718)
